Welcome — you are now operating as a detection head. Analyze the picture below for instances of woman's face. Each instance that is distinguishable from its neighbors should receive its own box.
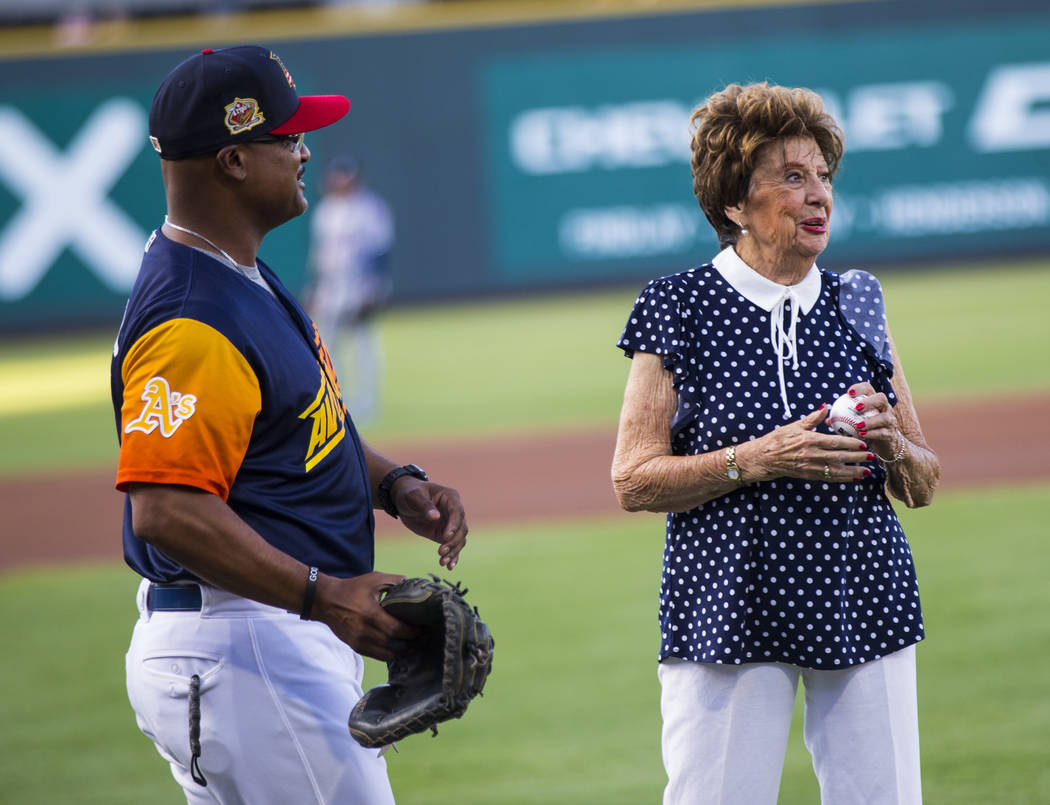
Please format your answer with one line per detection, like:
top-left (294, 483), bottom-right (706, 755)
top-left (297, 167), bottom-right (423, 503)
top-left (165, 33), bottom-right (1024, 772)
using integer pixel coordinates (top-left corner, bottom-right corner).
top-left (728, 136), bottom-right (833, 270)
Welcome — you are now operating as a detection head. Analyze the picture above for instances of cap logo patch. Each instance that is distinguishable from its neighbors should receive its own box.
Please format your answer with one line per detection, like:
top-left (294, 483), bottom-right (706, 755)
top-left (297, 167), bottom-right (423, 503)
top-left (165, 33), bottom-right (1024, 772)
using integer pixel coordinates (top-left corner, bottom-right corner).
top-left (270, 52), bottom-right (296, 89)
top-left (224, 97), bottom-right (265, 135)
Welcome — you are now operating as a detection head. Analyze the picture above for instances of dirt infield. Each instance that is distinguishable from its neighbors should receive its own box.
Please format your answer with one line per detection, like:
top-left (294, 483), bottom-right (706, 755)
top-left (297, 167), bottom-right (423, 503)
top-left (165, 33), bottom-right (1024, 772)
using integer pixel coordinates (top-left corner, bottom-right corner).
top-left (2, 392), bottom-right (1048, 573)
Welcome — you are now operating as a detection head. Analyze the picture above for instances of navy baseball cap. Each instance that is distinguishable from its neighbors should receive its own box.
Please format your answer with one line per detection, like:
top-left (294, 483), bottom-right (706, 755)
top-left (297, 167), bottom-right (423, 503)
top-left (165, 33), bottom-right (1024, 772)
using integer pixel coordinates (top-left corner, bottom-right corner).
top-left (149, 45), bottom-right (350, 160)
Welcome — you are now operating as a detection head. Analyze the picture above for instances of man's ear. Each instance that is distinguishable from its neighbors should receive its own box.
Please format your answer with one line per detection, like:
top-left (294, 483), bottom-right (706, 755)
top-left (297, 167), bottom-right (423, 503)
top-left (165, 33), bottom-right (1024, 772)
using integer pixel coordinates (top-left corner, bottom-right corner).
top-left (215, 145), bottom-right (248, 182)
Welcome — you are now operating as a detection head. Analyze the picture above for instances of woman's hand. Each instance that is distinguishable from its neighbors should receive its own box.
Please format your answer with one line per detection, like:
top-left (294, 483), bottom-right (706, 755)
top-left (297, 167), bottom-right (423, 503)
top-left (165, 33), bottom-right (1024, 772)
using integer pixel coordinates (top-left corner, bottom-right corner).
top-left (740, 404), bottom-right (874, 484)
top-left (613, 353), bottom-right (875, 513)
top-left (839, 382), bottom-right (902, 462)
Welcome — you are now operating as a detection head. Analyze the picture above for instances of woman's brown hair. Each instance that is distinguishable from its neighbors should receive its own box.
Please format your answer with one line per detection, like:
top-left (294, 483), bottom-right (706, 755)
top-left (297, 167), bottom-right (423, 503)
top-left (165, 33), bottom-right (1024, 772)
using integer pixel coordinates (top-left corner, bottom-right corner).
top-left (690, 82), bottom-right (844, 248)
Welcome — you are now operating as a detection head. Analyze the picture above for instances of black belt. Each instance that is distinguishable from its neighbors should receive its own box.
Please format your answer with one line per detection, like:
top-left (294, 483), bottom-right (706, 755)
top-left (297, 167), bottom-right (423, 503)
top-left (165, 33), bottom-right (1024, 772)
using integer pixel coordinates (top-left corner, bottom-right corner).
top-left (147, 583), bottom-right (203, 612)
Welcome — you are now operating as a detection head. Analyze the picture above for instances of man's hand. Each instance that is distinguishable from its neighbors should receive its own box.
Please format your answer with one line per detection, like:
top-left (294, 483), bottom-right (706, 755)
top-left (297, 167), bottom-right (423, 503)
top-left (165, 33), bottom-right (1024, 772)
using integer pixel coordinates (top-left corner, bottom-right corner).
top-left (391, 479), bottom-right (468, 570)
top-left (313, 571), bottom-right (419, 661)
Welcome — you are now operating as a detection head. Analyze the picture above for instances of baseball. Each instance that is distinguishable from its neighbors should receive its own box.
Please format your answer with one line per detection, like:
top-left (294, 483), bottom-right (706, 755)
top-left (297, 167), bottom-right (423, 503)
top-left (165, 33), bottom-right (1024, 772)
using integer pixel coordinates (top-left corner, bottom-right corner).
top-left (827, 393), bottom-right (867, 438)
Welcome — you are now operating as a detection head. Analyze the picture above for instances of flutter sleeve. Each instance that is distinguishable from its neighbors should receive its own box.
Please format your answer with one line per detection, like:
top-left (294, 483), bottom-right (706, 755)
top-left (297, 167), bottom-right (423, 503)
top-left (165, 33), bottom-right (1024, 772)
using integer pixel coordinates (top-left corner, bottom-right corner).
top-left (836, 269), bottom-right (898, 405)
top-left (616, 276), bottom-right (686, 372)
top-left (617, 275), bottom-right (707, 441)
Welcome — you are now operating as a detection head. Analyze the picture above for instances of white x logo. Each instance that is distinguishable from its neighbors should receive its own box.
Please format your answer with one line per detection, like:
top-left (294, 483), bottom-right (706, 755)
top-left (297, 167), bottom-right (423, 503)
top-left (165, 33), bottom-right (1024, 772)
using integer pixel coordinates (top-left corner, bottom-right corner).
top-left (0, 98), bottom-right (147, 300)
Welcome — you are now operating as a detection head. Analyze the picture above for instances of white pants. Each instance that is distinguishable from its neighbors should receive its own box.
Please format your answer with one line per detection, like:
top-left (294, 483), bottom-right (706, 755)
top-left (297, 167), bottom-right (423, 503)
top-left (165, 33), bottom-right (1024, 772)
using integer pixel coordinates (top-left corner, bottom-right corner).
top-left (126, 579), bottom-right (395, 805)
top-left (659, 646), bottom-right (921, 805)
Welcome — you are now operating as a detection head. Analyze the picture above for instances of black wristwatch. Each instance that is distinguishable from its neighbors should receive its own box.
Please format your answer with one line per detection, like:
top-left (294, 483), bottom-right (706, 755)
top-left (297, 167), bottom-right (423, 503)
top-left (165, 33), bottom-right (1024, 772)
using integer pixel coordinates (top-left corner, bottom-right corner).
top-left (376, 464), bottom-right (428, 518)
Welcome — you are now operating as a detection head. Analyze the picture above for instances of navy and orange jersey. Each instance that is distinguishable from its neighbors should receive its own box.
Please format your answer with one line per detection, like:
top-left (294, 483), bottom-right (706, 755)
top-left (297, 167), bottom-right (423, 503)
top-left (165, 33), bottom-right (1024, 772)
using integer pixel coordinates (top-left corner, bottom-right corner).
top-left (111, 229), bottom-right (374, 582)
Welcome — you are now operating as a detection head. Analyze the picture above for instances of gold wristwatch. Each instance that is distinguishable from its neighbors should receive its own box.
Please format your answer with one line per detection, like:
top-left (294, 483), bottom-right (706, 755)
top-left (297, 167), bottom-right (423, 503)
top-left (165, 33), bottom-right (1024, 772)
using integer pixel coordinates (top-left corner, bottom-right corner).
top-left (725, 445), bottom-right (743, 485)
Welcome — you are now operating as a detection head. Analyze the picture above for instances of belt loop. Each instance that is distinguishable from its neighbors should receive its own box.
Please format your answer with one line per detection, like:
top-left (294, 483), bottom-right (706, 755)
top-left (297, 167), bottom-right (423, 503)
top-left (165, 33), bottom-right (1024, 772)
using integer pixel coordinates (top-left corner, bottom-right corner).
top-left (136, 578), bottom-right (151, 619)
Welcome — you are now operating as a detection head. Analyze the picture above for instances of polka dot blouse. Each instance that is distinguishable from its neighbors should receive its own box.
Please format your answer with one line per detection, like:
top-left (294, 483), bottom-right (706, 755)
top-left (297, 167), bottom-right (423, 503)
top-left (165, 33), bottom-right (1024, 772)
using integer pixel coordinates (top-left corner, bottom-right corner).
top-left (617, 248), bottom-right (924, 669)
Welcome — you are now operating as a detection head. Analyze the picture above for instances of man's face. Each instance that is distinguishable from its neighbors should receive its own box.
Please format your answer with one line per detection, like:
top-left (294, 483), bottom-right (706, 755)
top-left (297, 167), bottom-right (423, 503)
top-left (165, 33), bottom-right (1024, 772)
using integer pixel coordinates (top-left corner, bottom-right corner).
top-left (242, 133), bottom-right (312, 226)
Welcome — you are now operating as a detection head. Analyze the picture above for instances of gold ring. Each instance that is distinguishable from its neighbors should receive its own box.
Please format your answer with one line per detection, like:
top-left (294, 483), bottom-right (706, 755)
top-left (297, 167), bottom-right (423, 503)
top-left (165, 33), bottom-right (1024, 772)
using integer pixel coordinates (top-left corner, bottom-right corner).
top-left (823, 464), bottom-right (831, 480)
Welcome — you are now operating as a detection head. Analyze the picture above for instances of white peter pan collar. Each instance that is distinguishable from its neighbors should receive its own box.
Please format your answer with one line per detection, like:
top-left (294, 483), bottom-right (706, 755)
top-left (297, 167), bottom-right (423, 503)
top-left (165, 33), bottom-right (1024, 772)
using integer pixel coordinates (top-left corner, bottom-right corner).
top-left (711, 246), bottom-right (821, 313)
top-left (711, 247), bottom-right (823, 417)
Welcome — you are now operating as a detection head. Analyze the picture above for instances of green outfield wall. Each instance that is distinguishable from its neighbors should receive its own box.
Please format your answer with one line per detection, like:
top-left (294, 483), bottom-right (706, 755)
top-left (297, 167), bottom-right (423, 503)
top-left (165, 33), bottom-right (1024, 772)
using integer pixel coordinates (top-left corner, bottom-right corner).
top-left (0, 0), bottom-right (1048, 331)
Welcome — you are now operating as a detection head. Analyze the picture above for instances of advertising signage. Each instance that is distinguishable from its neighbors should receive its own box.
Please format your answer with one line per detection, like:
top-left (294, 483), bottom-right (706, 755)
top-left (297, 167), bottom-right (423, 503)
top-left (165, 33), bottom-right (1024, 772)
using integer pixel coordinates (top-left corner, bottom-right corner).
top-left (482, 18), bottom-right (1050, 282)
top-left (0, 2), bottom-right (1047, 331)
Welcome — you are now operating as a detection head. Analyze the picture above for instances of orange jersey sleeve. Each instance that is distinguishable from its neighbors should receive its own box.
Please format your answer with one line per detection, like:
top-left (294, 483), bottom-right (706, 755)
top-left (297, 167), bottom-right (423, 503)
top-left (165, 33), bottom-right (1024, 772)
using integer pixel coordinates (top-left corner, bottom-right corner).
top-left (116, 318), bottom-right (261, 500)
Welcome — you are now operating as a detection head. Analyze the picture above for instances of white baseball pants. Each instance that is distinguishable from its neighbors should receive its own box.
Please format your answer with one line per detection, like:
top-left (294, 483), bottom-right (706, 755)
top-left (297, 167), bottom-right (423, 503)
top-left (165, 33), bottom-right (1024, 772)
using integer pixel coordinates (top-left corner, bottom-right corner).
top-left (659, 646), bottom-right (921, 805)
top-left (125, 579), bottom-right (395, 805)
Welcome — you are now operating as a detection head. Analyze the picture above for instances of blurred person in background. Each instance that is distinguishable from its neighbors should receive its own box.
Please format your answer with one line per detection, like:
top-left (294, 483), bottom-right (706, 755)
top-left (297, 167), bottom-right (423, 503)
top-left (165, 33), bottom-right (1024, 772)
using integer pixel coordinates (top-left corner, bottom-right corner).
top-left (612, 82), bottom-right (939, 805)
top-left (306, 155), bottom-right (394, 425)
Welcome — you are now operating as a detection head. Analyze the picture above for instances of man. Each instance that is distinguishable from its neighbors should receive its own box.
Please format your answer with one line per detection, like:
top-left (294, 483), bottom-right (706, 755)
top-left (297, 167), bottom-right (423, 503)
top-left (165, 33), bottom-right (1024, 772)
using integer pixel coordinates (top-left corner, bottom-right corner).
top-left (306, 155), bottom-right (394, 424)
top-left (111, 45), bottom-right (468, 804)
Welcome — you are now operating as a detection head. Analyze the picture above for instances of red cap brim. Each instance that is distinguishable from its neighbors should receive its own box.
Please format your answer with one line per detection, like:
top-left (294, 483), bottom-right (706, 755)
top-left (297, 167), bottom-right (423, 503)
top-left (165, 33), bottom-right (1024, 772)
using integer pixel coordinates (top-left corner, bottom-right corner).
top-left (271, 95), bottom-right (350, 135)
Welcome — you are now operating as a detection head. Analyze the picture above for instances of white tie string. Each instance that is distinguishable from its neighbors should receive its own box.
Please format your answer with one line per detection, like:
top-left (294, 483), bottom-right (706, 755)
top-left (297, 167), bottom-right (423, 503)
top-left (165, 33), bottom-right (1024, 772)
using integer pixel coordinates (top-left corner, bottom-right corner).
top-left (769, 288), bottom-right (801, 417)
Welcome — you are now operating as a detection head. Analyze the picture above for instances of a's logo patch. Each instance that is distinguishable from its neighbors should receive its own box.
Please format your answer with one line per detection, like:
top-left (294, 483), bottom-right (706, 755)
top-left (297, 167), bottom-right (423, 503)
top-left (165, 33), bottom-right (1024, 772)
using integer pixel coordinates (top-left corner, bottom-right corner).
top-left (125, 376), bottom-right (197, 438)
top-left (269, 52), bottom-right (296, 89)
top-left (224, 97), bottom-right (265, 135)
top-left (299, 366), bottom-right (345, 472)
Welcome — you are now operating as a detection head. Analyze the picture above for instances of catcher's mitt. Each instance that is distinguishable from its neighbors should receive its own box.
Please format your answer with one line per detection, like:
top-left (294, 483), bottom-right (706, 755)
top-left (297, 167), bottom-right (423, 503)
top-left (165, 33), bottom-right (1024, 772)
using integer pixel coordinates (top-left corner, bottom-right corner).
top-left (348, 575), bottom-right (494, 748)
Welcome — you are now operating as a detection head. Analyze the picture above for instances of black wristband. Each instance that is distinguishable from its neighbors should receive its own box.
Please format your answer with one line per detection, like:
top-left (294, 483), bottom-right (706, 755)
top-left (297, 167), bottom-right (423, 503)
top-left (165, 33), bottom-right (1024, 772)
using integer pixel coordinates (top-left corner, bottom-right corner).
top-left (376, 464), bottom-right (428, 518)
top-left (300, 566), bottom-right (319, 621)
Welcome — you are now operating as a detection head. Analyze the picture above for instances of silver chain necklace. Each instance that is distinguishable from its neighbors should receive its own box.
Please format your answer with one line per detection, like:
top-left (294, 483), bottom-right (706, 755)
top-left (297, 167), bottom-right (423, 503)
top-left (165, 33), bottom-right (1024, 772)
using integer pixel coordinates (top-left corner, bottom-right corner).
top-left (164, 215), bottom-right (240, 267)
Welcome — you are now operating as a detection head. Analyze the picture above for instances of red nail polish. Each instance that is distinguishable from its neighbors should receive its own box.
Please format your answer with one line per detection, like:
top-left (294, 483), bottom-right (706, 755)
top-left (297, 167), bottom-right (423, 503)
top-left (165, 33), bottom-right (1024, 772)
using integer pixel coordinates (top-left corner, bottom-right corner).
top-left (866, 453), bottom-right (875, 461)
top-left (863, 468), bottom-right (872, 477)
top-left (859, 442), bottom-right (867, 450)
top-left (853, 476), bottom-right (861, 482)
top-left (858, 421), bottom-right (866, 429)
top-left (819, 403), bottom-right (826, 411)
top-left (855, 402), bottom-right (865, 411)
top-left (848, 389), bottom-right (856, 397)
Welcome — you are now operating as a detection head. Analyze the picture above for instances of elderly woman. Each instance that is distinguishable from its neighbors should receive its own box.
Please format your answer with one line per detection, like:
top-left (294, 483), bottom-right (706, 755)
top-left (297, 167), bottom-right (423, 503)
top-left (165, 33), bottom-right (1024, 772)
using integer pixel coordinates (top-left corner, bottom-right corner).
top-left (612, 83), bottom-right (940, 804)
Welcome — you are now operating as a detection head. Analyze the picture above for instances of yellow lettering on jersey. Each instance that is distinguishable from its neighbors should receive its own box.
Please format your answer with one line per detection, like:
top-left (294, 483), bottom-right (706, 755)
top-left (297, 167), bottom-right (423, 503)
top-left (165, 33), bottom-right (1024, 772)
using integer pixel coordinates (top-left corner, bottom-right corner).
top-left (312, 322), bottom-right (343, 400)
top-left (125, 376), bottom-right (198, 438)
top-left (299, 366), bottom-right (346, 472)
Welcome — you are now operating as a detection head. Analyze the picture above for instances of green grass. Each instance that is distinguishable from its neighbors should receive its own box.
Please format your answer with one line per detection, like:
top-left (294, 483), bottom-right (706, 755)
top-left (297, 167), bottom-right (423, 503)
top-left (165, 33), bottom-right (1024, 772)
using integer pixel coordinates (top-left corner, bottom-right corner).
top-left (0, 255), bottom-right (1047, 801)
top-left (898, 488), bottom-right (1050, 804)
top-left (2, 484), bottom-right (1048, 804)
top-left (1, 256), bottom-right (1048, 477)
top-left (879, 258), bottom-right (1050, 398)
top-left (0, 564), bottom-right (182, 805)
